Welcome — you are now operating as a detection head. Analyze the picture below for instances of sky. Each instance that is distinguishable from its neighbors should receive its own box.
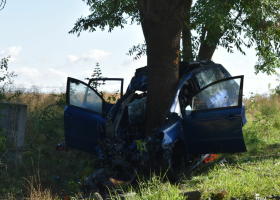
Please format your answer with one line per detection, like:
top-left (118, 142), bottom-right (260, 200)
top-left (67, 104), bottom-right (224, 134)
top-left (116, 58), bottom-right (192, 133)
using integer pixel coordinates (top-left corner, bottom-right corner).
top-left (0, 0), bottom-right (279, 97)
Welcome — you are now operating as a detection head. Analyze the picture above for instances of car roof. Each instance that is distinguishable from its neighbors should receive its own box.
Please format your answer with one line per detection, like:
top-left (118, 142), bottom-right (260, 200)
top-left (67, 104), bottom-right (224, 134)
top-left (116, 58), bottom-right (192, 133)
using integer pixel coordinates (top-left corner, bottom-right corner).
top-left (128, 60), bottom-right (229, 92)
top-left (179, 61), bottom-right (229, 82)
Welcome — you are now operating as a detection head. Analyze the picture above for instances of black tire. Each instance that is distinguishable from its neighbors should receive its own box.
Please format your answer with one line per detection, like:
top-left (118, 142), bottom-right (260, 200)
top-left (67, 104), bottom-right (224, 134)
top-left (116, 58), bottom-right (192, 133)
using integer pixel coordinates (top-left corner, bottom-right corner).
top-left (157, 147), bottom-right (186, 182)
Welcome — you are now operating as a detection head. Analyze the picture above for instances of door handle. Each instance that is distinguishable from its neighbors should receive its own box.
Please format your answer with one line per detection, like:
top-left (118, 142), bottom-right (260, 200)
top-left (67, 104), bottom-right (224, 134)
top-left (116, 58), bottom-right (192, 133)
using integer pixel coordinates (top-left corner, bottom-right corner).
top-left (225, 115), bottom-right (238, 120)
top-left (65, 113), bottom-right (73, 119)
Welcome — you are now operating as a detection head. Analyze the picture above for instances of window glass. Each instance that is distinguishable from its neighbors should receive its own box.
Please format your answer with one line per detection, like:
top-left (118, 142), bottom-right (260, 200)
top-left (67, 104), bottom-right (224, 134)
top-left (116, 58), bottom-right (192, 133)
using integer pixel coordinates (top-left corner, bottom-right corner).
top-left (179, 79), bottom-right (196, 112)
top-left (89, 80), bottom-right (121, 104)
top-left (195, 69), bottom-right (217, 89)
top-left (192, 78), bottom-right (241, 110)
top-left (212, 67), bottom-right (225, 80)
top-left (69, 81), bottom-right (103, 113)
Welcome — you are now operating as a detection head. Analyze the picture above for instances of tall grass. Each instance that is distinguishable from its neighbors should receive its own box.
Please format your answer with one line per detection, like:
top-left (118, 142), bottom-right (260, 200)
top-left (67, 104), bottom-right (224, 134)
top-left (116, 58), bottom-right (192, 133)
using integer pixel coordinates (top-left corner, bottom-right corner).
top-left (1, 84), bottom-right (280, 199)
top-left (0, 84), bottom-right (94, 199)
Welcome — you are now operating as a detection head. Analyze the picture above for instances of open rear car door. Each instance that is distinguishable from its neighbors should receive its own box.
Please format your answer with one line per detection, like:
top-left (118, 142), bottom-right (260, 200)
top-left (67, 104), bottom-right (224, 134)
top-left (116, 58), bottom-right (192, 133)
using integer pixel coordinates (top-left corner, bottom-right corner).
top-left (183, 76), bottom-right (246, 154)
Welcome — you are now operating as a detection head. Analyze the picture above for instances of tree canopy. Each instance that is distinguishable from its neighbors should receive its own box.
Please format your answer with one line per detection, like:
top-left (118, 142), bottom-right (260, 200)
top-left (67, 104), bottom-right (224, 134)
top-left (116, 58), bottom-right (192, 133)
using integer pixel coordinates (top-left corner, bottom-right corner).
top-left (70, 0), bottom-right (187, 136)
top-left (70, 0), bottom-right (280, 75)
top-left (189, 0), bottom-right (280, 75)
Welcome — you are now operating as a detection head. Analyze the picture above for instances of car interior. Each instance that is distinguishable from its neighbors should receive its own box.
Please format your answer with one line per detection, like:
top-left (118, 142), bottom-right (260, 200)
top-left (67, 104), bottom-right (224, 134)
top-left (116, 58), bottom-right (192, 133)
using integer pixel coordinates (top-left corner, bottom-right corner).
top-left (179, 78), bottom-right (196, 114)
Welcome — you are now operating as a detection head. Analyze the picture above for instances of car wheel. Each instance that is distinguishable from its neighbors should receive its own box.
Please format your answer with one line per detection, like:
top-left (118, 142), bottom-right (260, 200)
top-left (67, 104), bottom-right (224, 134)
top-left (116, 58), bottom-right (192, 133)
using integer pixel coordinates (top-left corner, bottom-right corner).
top-left (157, 145), bottom-right (186, 182)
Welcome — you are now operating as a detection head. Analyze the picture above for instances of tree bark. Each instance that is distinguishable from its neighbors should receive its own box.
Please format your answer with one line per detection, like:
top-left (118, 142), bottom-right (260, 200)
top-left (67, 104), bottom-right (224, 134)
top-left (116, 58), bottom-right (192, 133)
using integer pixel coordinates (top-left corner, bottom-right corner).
top-left (182, 0), bottom-right (193, 62)
top-left (138, 0), bottom-right (188, 137)
top-left (198, 40), bottom-right (217, 60)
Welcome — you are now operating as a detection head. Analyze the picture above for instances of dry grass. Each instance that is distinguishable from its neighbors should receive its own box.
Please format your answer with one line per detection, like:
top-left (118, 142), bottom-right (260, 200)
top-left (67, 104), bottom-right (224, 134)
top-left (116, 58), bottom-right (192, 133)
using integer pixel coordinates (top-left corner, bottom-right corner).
top-left (0, 84), bottom-right (123, 199)
top-left (6, 89), bottom-right (64, 114)
top-left (1, 85), bottom-right (83, 199)
top-left (102, 91), bottom-right (121, 104)
top-left (244, 93), bottom-right (280, 117)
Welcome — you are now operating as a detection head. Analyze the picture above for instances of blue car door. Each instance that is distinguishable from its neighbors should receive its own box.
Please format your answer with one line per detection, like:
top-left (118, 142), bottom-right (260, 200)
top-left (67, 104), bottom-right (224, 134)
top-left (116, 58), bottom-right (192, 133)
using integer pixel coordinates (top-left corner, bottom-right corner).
top-left (183, 76), bottom-right (246, 154)
top-left (64, 77), bottom-right (107, 154)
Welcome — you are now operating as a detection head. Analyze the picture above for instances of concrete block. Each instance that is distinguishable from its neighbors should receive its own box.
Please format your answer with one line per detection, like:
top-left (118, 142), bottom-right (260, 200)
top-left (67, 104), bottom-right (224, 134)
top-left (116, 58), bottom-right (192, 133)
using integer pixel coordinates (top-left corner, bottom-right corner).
top-left (0, 102), bottom-right (27, 168)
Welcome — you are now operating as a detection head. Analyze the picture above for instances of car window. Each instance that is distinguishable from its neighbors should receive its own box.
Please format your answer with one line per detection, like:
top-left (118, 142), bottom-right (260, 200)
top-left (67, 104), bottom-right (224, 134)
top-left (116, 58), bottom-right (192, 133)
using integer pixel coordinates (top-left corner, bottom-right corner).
top-left (192, 78), bottom-right (241, 110)
top-left (195, 69), bottom-right (217, 89)
top-left (69, 81), bottom-right (103, 113)
top-left (88, 79), bottom-right (122, 104)
top-left (212, 67), bottom-right (225, 80)
top-left (179, 78), bottom-right (196, 111)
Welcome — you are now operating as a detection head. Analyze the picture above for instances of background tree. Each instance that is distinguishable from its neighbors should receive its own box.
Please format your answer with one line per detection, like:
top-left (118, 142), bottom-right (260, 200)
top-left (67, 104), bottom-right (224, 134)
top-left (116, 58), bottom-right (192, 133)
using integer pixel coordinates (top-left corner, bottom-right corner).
top-left (85, 62), bottom-right (105, 92)
top-left (0, 56), bottom-right (19, 102)
top-left (183, 0), bottom-right (280, 75)
top-left (127, 0), bottom-right (280, 75)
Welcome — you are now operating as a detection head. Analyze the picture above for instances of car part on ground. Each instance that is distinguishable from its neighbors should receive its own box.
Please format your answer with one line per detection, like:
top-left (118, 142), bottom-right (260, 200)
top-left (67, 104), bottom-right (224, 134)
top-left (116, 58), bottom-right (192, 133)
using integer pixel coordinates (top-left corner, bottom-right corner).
top-left (85, 168), bottom-right (115, 193)
top-left (56, 141), bottom-right (70, 151)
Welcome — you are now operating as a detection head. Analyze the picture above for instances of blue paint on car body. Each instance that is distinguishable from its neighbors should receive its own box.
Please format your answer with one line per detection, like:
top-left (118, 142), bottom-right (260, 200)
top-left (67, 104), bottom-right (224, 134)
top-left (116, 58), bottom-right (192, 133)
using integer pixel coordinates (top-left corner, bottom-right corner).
top-left (64, 60), bottom-right (247, 155)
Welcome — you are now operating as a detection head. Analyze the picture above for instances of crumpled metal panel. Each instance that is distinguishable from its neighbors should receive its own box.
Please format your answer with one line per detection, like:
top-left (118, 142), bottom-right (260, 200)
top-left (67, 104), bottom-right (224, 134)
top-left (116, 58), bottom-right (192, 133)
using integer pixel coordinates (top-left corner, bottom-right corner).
top-left (159, 113), bottom-right (182, 148)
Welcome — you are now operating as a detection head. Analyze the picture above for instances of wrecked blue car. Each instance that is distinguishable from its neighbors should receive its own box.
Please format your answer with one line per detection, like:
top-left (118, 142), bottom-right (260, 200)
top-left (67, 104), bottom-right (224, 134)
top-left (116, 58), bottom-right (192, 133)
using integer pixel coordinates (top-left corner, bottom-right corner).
top-left (64, 60), bottom-right (247, 180)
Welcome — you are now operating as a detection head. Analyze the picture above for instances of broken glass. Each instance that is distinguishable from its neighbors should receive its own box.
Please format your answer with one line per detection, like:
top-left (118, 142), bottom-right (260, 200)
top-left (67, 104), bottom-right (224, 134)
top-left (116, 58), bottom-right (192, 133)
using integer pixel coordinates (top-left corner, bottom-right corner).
top-left (127, 97), bottom-right (146, 124)
top-left (195, 69), bottom-right (217, 89)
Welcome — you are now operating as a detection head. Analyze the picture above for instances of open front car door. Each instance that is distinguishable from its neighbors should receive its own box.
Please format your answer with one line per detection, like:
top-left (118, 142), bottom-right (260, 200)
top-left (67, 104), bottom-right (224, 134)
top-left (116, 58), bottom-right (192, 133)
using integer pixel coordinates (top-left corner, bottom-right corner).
top-left (64, 77), bottom-right (106, 154)
top-left (183, 76), bottom-right (246, 154)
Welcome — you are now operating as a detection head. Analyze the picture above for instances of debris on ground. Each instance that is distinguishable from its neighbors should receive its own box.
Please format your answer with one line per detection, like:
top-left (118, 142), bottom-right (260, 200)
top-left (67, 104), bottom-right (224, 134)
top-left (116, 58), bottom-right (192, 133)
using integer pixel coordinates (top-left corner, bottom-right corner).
top-left (85, 168), bottom-right (116, 193)
top-left (56, 141), bottom-right (70, 151)
top-left (218, 158), bottom-right (227, 166)
top-left (183, 191), bottom-right (201, 200)
top-left (209, 190), bottom-right (227, 200)
top-left (203, 154), bottom-right (218, 163)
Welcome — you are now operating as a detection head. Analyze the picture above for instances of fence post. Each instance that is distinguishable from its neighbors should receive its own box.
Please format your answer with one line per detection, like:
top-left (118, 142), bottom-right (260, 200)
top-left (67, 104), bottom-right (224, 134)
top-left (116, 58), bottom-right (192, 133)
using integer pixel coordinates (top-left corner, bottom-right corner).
top-left (0, 102), bottom-right (27, 168)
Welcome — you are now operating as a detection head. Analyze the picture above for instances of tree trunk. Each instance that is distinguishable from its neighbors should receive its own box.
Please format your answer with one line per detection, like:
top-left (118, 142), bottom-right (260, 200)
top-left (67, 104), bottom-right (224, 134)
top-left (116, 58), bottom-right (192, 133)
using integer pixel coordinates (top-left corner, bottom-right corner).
top-left (138, 0), bottom-right (188, 137)
top-left (197, 1), bottom-right (232, 60)
top-left (198, 28), bottom-right (222, 60)
top-left (198, 40), bottom-right (217, 60)
top-left (182, 0), bottom-right (193, 62)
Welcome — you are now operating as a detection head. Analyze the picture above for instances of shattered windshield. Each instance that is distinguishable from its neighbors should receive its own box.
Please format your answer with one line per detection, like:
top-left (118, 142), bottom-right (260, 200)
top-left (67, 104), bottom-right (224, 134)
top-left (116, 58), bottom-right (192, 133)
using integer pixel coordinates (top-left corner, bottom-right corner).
top-left (195, 69), bottom-right (217, 89)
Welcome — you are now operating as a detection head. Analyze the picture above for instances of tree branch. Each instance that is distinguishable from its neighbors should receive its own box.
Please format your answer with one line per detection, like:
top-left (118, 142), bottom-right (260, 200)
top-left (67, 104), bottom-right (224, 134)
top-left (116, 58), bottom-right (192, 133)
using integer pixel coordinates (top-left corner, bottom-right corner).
top-left (200, 25), bottom-right (207, 42)
top-left (0, 0), bottom-right (6, 10)
top-left (233, 9), bottom-right (243, 24)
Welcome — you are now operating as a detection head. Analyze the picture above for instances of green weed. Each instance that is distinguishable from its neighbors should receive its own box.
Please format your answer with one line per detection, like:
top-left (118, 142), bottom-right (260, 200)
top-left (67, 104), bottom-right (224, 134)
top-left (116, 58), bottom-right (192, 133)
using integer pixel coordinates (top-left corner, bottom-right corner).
top-left (2, 67), bottom-right (280, 199)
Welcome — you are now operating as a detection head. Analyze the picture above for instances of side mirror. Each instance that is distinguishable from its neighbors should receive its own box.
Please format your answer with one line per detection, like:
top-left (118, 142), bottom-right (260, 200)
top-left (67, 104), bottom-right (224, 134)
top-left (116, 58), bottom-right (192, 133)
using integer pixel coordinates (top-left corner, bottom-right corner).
top-left (185, 105), bottom-right (192, 115)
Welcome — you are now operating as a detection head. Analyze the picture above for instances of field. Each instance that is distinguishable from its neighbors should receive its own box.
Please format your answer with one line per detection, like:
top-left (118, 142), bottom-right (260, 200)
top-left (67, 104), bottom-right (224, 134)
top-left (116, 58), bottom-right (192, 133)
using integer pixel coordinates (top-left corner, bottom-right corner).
top-left (1, 85), bottom-right (280, 200)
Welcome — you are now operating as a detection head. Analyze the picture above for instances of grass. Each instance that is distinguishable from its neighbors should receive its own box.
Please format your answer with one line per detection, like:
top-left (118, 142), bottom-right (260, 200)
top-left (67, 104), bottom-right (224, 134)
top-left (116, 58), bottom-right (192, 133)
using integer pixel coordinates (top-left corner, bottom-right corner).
top-left (1, 84), bottom-right (280, 199)
top-left (0, 85), bottom-right (93, 199)
top-left (176, 93), bottom-right (280, 199)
